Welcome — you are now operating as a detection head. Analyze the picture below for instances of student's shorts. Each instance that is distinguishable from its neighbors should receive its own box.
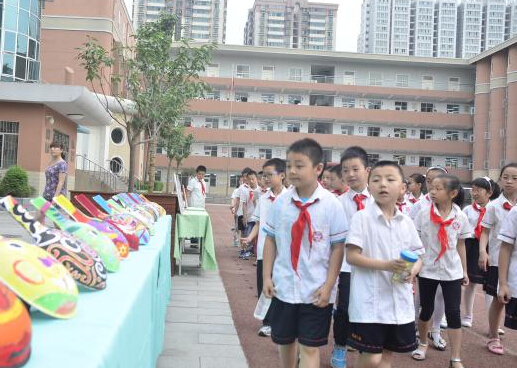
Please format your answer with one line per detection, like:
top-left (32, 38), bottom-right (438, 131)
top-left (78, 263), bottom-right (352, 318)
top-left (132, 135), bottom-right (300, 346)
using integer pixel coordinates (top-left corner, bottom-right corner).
top-left (347, 322), bottom-right (418, 354)
top-left (465, 238), bottom-right (488, 284)
top-left (237, 216), bottom-right (245, 231)
top-left (269, 297), bottom-right (333, 347)
top-left (505, 297), bottom-right (517, 330)
top-left (484, 266), bottom-right (499, 297)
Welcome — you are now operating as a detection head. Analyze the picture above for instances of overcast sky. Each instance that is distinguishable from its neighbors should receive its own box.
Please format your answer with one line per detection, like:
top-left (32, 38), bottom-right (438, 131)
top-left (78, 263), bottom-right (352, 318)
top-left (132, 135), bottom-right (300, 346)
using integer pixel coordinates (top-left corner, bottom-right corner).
top-left (124, 0), bottom-right (361, 52)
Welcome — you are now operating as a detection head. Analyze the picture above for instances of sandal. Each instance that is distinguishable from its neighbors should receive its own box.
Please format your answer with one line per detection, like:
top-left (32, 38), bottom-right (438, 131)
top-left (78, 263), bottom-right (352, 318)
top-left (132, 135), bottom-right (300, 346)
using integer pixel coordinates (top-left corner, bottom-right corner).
top-left (411, 342), bottom-right (428, 361)
top-left (449, 358), bottom-right (465, 368)
top-left (487, 338), bottom-right (504, 355)
top-left (428, 331), bottom-right (447, 351)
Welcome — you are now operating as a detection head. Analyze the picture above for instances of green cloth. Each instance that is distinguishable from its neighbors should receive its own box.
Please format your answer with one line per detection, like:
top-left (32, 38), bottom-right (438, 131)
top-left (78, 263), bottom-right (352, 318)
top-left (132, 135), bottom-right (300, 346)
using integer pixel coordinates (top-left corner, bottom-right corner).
top-left (174, 208), bottom-right (218, 270)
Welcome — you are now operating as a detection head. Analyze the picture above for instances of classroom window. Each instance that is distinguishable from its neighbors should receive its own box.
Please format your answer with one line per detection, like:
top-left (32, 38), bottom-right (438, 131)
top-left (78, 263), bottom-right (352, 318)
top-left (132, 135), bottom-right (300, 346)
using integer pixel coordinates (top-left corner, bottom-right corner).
top-left (0, 121), bottom-right (19, 168)
top-left (419, 156), bottom-right (432, 167)
top-left (259, 148), bottom-right (272, 159)
top-left (231, 147), bottom-right (245, 158)
top-left (394, 128), bottom-right (407, 138)
top-left (395, 101), bottom-right (407, 110)
top-left (236, 65), bottom-right (250, 78)
top-left (445, 157), bottom-right (458, 168)
top-left (287, 122), bottom-right (300, 132)
top-left (445, 131), bottom-right (459, 141)
top-left (342, 97), bottom-right (355, 108)
top-left (289, 68), bottom-right (302, 81)
top-left (341, 125), bottom-right (354, 135)
top-left (420, 129), bottom-right (433, 139)
top-left (204, 145), bottom-right (217, 157)
top-left (367, 126), bottom-right (381, 137)
top-left (235, 92), bottom-right (249, 102)
top-left (421, 102), bottom-right (434, 112)
top-left (288, 95), bottom-right (302, 104)
top-left (393, 154), bottom-right (406, 166)
top-left (262, 65), bottom-right (275, 80)
top-left (369, 72), bottom-right (382, 86)
top-left (367, 100), bottom-right (382, 110)
top-left (261, 93), bottom-right (275, 103)
top-left (446, 104), bottom-right (460, 114)
top-left (396, 74), bottom-right (409, 87)
top-left (367, 153), bottom-right (380, 165)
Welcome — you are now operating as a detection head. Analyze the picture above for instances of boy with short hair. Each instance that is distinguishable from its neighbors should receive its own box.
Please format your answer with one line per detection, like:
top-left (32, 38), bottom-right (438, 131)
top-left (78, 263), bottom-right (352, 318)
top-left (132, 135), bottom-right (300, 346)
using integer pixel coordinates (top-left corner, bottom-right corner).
top-left (329, 164), bottom-right (349, 197)
top-left (241, 158), bottom-right (287, 337)
top-left (240, 170), bottom-right (259, 259)
top-left (263, 138), bottom-right (347, 368)
top-left (186, 165), bottom-right (207, 208)
top-left (346, 161), bottom-right (424, 368)
top-left (331, 146), bottom-right (373, 368)
top-left (257, 171), bottom-right (268, 194)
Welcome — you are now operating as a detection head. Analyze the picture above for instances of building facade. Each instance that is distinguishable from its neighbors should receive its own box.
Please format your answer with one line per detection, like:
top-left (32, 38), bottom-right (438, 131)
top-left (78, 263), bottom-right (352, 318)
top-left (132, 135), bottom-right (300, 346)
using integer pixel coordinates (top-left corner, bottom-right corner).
top-left (243, 0), bottom-right (338, 51)
top-left (0, 0), bottom-right (42, 82)
top-left (156, 44), bottom-right (477, 195)
top-left (358, 0), bottom-right (517, 58)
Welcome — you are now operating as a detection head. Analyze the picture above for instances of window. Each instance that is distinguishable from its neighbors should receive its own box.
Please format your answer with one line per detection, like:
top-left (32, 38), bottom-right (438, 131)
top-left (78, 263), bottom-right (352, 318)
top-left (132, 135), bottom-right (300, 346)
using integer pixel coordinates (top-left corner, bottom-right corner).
top-left (419, 156), bottom-right (432, 167)
top-left (288, 95), bottom-right (302, 105)
top-left (204, 145), bottom-right (217, 157)
top-left (394, 128), bottom-right (407, 138)
top-left (262, 66), bottom-right (275, 80)
top-left (236, 65), bottom-right (250, 78)
top-left (230, 175), bottom-right (239, 188)
top-left (155, 170), bottom-right (162, 182)
top-left (445, 157), bottom-right (458, 168)
top-left (367, 100), bottom-right (382, 110)
top-left (235, 92), bottom-right (248, 102)
top-left (448, 77), bottom-right (460, 91)
top-left (206, 63), bottom-right (219, 77)
top-left (111, 127), bottom-right (124, 144)
top-left (343, 71), bottom-right (355, 85)
top-left (110, 157), bottom-right (123, 173)
top-left (204, 174), bottom-right (216, 187)
top-left (341, 125), bottom-right (354, 135)
top-left (233, 119), bottom-right (246, 130)
top-left (261, 93), bottom-right (275, 103)
top-left (260, 121), bottom-right (274, 131)
top-left (205, 117), bottom-right (219, 128)
top-left (393, 154), bottom-right (406, 166)
top-left (342, 97), bottom-right (355, 108)
top-left (231, 147), bottom-right (245, 158)
top-left (396, 74), bottom-right (409, 87)
top-left (422, 75), bottom-right (434, 89)
top-left (259, 148), bottom-right (272, 159)
top-left (289, 68), bottom-right (302, 81)
top-left (369, 72), bottom-right (382, 86)
top-left (421, 102), bottom-right (434, 112)
top-left (446, 104), bottom-right (460, 114)
top-left (52, 130), bottom-right (70, 162)
top-left (0, 121), bottom-right (19, 168)
top-left (367, 153), bottom-right (380, 165)
top-left (367, 127), bottom-right (381, 137)
top-left (420, 129), bottom-right (433, 139)
top-left (205, 90), bottom-right (220, 100)
top-left (395, 101), bottom-right (407, 111)
top-left (445, 131), bottom-right (459, 141)
top-left (287, 122), bottom-right (300, 132)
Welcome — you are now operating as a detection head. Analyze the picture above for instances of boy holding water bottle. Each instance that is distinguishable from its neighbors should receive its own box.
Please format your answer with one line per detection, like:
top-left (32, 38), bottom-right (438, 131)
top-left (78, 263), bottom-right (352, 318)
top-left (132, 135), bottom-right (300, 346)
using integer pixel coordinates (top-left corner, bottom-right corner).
top-left (345, 161), bottom-right (425, 368)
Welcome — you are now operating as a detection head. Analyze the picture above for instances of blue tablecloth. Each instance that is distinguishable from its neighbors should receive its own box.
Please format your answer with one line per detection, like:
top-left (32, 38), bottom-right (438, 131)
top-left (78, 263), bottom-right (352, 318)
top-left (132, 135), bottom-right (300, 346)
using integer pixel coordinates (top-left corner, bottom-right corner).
top-left (24, 215), bottom-right (172, 368)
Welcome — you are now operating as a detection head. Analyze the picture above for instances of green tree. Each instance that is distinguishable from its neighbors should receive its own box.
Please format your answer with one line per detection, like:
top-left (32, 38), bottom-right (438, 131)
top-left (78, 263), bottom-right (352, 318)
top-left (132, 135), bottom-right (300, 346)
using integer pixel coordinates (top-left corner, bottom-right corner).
top-left (162, 125), bottom-right (194, 193)
top-left (78, 13), bottom-right (213, 192)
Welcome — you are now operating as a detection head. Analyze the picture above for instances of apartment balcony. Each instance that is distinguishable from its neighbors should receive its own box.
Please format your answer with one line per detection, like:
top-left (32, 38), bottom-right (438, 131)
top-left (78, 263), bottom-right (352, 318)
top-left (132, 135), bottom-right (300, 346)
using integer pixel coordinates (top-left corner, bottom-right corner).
top-left (200, 76), bottom-right (474, 104)
top-left (187, 100), bottom-right (474, 129)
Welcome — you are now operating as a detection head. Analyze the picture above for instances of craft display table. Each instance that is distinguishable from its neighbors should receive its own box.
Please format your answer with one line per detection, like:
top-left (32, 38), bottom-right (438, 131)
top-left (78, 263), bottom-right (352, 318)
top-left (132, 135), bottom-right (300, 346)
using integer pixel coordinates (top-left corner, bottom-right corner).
top-left (24, 215), bottom-right (172, 368)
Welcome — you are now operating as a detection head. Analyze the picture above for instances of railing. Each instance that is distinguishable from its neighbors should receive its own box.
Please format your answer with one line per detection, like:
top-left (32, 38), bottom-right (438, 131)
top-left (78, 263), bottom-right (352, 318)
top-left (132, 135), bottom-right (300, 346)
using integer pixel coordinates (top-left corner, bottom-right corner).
top-left (108, 159), bottom-right (140, 191)
top-left (75, 154), bottom-right (127, 192)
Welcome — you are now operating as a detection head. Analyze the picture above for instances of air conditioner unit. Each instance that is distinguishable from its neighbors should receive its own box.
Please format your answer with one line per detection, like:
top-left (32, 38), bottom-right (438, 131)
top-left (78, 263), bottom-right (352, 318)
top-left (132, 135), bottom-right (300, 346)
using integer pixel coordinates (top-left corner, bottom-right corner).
top-left (468, 162), bottom-right (473, 170)
top-left (469, 134), bottom-right (474, 142)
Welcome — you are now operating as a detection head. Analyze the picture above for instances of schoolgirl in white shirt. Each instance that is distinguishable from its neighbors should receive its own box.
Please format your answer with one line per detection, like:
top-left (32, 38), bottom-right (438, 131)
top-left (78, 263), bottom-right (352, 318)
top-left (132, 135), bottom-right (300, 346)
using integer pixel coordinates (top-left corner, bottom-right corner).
top-left (497, 205), bottom-right (517, 331)
top-left (479, 163), bottom-right (517, 355)
top-left (461, 177), bottom-right (500, 328)
top-left (406, 173), bottom-right (426, 205)
top-left (397, 181), bottom-right (413, 216)
top-left (412, 174), bottom-right (472, 368)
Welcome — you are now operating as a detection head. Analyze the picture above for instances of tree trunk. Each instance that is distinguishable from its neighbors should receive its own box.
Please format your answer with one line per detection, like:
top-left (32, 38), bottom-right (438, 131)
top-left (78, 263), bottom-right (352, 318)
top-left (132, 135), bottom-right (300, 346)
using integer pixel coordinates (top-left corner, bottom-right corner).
top-left (165, 157), bottom-right (173, 193)
top-left (127, 129), bottom-right (137, 192)
top-left (147, 130), bottom-right (157, 194)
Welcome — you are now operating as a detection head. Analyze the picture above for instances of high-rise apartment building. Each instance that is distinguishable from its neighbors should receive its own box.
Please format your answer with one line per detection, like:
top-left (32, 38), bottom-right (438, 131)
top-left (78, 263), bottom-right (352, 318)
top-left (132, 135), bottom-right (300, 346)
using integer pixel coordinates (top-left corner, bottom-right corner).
top-left (358, 0), bottom-right (517, 58)
top-left (243, 0), bottom-right (338, 51)
top-left (133, 0), bottom-right (227, 44)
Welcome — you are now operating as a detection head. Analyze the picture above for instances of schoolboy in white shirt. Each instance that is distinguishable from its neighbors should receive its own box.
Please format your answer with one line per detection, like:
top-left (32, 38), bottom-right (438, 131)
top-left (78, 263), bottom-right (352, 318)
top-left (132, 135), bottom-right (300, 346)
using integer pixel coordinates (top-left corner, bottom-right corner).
top-left (346, 161), bottom-right (424, 368)
top-left (332, 146), bottom-right (373, 368)
top-left (186, 165), bottom-right (207, 208)
top-left (498, 205), bottom-right (517, 331)
top-left (262, 138), bottom-right (347, 368)
top-left (242, 158), bottom-right (287, 337)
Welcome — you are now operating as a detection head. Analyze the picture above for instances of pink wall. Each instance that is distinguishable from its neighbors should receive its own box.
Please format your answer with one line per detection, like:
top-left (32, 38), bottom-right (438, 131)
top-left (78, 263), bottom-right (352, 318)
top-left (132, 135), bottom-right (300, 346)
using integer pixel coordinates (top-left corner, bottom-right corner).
top-left (506, 45), bottom-right (517, 164)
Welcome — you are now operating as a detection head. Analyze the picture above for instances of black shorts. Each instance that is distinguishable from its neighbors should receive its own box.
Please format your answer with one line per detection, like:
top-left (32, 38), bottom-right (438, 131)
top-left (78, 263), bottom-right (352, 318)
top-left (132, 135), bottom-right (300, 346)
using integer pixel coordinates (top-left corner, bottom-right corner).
top-left (465, 238), bottom-right (488, 284)
top-left (237, 216), bottom-right (245, 231)
top-left (484, 266), bottom-right (499, 297)
top-left (505, 297), bottom-right (517, 330)
top-left (269, 297), bottom-right (333, 347)
top-left (347, 322), bottom-right (418, 354)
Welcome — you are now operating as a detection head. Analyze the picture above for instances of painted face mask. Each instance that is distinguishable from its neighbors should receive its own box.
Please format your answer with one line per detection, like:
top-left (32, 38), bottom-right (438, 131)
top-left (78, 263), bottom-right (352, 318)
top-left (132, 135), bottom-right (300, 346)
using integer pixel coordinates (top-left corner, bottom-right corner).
top-left (0, 238), bottom-right (78, 319)
top-left (133, 193), bottom-right (166, 217)
top-left (0, 196), bottom-right (107, 290)
top-left (30, 197), bottom-right (120, 273)
top-left (0, 281), bottom-right (31, 368)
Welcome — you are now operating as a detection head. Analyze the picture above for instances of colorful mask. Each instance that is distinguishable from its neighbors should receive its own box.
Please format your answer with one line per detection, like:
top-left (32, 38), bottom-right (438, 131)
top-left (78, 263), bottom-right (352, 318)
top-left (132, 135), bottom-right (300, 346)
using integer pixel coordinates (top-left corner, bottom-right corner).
top-left (0, 238), bottom-right (78, 319)
top-left (53, 195), bottom-right (130, 258)
top-left (0, 282), bottom-right (31, 368)
top-left (94, 195), bottom-right (154, 235)
top-left (130, 193), bottom-right (166, 217)
top-left (123, 193), bottom-right (160, 220)
top-left (114, 194), bottom-right (157, 223)
top-left (30, 198), bottom-right (120, 273)
top-left (0, 196), bottom-right (107, 290)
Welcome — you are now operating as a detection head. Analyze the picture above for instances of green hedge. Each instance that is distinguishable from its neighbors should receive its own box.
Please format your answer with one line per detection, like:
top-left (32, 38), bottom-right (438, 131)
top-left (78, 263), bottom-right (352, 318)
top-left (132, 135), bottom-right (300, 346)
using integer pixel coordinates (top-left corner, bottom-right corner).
top-left (0, 166), bottom-right (31, 197)
top-left (135, 181), bottom-right (163, 192)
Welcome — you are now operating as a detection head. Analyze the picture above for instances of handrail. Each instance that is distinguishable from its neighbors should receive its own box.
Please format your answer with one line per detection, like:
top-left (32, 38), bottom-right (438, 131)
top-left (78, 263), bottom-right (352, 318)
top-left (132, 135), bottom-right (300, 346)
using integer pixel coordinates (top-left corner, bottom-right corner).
top-left (75, 154), bottom-right (127, 191)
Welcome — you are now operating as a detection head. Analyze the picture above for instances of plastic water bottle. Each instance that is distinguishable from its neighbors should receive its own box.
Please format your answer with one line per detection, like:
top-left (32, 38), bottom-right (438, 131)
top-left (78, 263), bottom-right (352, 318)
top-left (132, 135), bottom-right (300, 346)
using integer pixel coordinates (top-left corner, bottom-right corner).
top-left (253, 292), bottom-right (272, 320)
top-left (392, 250), bottom-right (418, 283)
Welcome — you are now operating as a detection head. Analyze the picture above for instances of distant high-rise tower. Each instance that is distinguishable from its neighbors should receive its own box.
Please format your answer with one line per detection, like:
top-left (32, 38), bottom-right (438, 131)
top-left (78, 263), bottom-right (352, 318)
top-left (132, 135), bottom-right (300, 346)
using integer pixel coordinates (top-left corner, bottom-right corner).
top-left (358, 0), bottom-right (517, 59)
top-left (133, 0), bottom-right (227, 44)
top-left (244, 0), bottom-right (338, 51)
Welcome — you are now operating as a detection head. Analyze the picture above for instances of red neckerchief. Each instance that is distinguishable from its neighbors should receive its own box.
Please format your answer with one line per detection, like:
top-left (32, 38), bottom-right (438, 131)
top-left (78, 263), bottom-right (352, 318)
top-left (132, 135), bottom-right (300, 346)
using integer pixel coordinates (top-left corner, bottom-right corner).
top-left (199, 179), bottom-right (205, 196)
top-left (430, 204), bottom-right (455, 262)
top-left (397, 201), bottom-right (406, 212)
top-left (332, 189), bottom-right (344, 196)
top-left (291, 198), bottom-right (319, 275)
top-left (249, 189), bottom-right (254, 202)
top-left (503, 201), bottom-right (513, 211)
top-left (261, 188), bottom-right (268, 193)
top-left (409, 196), bottom-right (418, 204)
top-left (472, 202), bottom-right (486, 240)
top-left (353, 193), bottom-right (367, 211)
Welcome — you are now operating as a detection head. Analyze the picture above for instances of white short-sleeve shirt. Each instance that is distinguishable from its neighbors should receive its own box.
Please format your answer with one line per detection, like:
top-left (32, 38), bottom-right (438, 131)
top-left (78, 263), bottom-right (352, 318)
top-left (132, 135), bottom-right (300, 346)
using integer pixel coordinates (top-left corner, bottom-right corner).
top-left (481, 194), bottom-right (515, 267)
top-left (236, 184), bottom-right (247, 216)
top-left (463, 203), bottom-right (488, 239)
top-left (187, 177), bottom-right (206, 208)
top-left (252, 187), bottom-right (287, 260)
top-left (415, 203), bottom-right (472, 281)
top-left (239, 184), bottom-right (257, 220)
top-left (409, 194), bottom-right (432, 220)
top-left (263, 184), bottom-right (348, 304)
top-left (347, 202), bottom-right (424, 324)
top-left (498, 206), bottom-right (517, 298)
top-left (338, 188), bottom-right (374, 272)
top-left (397, 200), bottom-right (413, 216)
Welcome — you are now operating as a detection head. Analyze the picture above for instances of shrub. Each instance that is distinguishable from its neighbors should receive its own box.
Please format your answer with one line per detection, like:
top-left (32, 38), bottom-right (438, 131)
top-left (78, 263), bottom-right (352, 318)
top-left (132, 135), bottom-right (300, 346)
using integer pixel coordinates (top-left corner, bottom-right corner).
top-left (0, 166), bottom-right (31, 197)
top-left (134, 181), bottom-right (163, 192)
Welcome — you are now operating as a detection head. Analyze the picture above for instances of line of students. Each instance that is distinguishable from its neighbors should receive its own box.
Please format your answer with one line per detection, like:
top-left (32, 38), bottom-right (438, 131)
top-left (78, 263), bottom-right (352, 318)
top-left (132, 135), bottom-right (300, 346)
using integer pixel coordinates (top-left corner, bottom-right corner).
top-left (232, 138), bottom-right (517, 368)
